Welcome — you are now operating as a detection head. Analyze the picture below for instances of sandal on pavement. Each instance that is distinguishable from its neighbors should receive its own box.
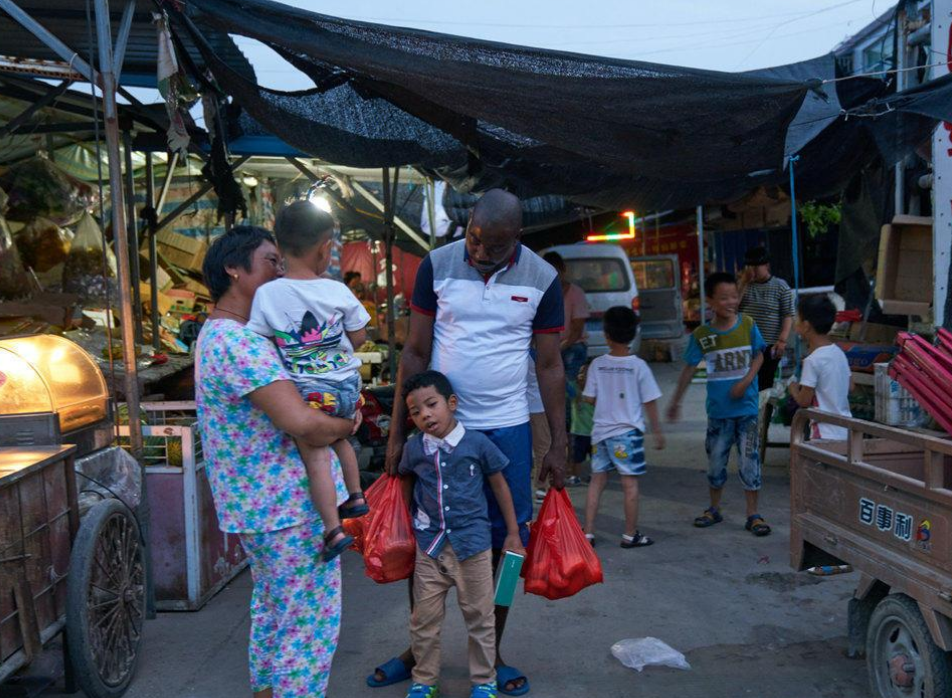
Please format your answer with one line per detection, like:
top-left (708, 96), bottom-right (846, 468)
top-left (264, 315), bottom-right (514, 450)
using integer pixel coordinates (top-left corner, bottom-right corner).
top-left (322, 526), bottom-right (353, 562)
top-left (496, 666), bottom-right (530, 696)
top-left (585, 533), bottom-right (596, 548)
top-left (620, 532), bottom-right (654, 548)
top-left (339, 492), bottom-right (370, 519)
top-left (406, 683), bottom-right (439, 698)
top-left (471, 682), bottom-right (498, 698)
top-left (366, 657), bottom-right (413, 688)
top-left (746, 514), bottom-right (772, 537)
top-left (694, 507), bottom-right (723, 528)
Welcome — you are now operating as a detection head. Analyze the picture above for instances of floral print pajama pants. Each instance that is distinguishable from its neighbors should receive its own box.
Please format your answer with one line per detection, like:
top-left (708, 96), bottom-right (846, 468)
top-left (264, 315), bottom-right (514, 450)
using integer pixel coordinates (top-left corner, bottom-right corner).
top-left (240, 520), bottom-right (341, 697)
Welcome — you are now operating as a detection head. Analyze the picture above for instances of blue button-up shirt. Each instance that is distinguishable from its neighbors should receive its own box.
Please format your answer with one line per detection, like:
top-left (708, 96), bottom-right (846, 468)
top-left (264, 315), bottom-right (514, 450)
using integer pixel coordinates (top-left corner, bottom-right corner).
top-left (398, 424), bottom-right (509, 560)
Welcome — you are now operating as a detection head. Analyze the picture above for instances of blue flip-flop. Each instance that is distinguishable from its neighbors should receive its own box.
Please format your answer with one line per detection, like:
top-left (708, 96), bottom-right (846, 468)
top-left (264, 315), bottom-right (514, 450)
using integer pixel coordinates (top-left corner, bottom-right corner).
top-left (366, 657), bottom-right (412, 688)
top-left (496, 665), bottom-right (530, 696)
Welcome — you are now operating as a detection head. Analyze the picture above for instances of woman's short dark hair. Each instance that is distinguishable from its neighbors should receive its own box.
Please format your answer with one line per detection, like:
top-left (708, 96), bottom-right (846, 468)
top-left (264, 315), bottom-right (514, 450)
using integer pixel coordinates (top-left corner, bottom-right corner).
top-left (403, 370), bottom-right (455, 402)
top-left (705, 272), bottom-right (737, 298)
top-left (603, 306), bottom-right (640, 344)
top-left (798, 294), bottom-right (837, 334)
top-left (202, 226), bottom-right (275, 302)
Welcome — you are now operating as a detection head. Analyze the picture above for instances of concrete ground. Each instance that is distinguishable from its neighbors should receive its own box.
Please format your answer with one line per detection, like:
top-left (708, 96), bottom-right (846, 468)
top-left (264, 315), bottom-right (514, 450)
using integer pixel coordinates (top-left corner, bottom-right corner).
top-left (15, 363), bottom-right (871, 698)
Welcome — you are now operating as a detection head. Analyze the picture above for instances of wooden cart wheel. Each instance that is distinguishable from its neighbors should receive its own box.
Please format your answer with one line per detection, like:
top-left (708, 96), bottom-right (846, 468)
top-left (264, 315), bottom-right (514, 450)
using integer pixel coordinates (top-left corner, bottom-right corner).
top-left (66, 499), bottom-right (145, 698)
top-left (867, 594), bottom-right (952, 698)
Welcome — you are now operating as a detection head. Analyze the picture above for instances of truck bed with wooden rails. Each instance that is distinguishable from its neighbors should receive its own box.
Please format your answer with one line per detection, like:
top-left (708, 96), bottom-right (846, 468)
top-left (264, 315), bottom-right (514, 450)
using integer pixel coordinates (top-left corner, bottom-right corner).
top-left (790, 408), bottom-right (952, 698)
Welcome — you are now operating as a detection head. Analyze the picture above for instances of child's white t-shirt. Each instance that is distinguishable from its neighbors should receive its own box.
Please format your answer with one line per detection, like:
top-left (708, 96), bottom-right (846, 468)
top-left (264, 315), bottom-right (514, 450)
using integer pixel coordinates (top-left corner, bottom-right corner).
top-left (799, 344), bottom-right (852, 440)
top-left (247, 277), bottom-right (371, 384)
top-left (583, 354), bottom-right (662, 444)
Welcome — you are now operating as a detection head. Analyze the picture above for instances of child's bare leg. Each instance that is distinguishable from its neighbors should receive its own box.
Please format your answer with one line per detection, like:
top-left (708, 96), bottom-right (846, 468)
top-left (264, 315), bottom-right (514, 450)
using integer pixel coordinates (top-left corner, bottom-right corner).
top-left (620, 475), bottom-right (641, 538)
top-left (709, 486), bottom-right (723, 511)
top-left (744, 489), bottom-right (759, 518)
top-left (567, 452), bottom-right (581, 478)
top-left (331, 438), bottom-right (362, 495)
top-left (298, 440), bottom-right (344, 539)
top-left (583, 471), bottom-right (609, 535)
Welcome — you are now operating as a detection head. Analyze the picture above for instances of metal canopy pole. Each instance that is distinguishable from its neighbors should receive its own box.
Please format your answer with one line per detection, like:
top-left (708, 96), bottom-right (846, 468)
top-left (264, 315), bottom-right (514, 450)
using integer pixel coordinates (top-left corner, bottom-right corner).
top-left (337, 174), bottom-right (431, 253)
top-left (696, 205), bottom-right (706, 325)
top-left (93, 0), bottom-right (140, 446)
top-left (122, 131), bottom-right (143, 344)
top-left (0, 80), bottom-right (72, 138)
top-left (382, 167), bottom-right (398, 383)
top-left (111, 0), bottom-right (135, 76)
top-left (145, 154), bottom-right (160, 351)
top-left (934, 0), bottom-right (952, 328)
top-left (94, 0), bottom-right (155, 621)
top-left (155, 151), bottom-right (178, 215)
top-left (152, 154), bottom-right (249, 236)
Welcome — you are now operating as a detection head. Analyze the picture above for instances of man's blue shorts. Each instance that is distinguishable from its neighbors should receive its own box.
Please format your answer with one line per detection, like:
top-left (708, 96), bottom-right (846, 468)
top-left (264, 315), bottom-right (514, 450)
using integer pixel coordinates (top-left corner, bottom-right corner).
top-left (479, 422), bottom-right (532, 550)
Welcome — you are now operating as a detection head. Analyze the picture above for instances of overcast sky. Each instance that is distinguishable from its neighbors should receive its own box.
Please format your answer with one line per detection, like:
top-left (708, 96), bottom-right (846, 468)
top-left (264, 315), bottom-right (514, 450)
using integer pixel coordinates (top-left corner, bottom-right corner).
top-left (233, 0), bottom-right (892, 89)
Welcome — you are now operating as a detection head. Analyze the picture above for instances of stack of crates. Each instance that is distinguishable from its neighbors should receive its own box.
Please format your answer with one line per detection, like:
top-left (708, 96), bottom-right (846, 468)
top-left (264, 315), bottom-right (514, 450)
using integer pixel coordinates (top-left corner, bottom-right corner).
top-left (874, 362), bottom-right (924, 428)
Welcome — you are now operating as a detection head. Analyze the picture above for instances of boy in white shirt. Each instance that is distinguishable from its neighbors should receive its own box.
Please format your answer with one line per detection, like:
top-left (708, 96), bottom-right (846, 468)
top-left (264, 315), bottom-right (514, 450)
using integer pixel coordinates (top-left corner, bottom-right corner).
top-left (788, 295), bottom-right (852, 440)
top-left (248, 201), bottom-right (371, 560)
top-left (581, 307), bottom-right (665, 548)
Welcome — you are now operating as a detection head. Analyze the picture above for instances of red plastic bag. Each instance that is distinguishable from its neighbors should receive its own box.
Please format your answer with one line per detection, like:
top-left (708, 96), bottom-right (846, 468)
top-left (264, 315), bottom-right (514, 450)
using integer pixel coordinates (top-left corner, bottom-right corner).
top-left (522, 489), bottom-right (603, 600)
top-left (342, 472), bottom-right (391, 554)
top-left (362, 474), bottom-right (416, 584)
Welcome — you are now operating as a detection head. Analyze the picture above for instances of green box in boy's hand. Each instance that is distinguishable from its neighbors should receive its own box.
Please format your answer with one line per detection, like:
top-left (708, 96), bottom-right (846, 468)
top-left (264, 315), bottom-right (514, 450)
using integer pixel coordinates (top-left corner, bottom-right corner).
top-left (494, 551), bottom-right (525, 607)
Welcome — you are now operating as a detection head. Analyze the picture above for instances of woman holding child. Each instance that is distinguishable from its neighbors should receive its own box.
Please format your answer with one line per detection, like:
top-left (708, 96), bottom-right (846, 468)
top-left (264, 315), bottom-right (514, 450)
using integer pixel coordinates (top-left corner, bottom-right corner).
top-left (195, 225), bottom-right (359, 698)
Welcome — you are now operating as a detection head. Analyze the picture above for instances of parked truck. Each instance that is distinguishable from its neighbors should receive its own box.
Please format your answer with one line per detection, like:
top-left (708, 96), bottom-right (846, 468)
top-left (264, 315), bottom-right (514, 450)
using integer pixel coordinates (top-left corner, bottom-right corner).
top-left (790, 408), bottom-right (952, 697)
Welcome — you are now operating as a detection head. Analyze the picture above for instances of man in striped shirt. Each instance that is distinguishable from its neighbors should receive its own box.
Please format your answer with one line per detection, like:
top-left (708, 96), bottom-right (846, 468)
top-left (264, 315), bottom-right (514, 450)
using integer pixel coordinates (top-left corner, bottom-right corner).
top-left (738, 247), bottom-right (794, 392)
top-left (371, 189), bottom-right (566, 696)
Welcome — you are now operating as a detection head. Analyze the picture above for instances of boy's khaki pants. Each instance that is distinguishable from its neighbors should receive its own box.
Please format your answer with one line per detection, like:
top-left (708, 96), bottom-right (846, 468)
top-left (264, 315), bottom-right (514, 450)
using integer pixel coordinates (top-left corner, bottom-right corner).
top-left (411, 544), bottom-right (496, 686)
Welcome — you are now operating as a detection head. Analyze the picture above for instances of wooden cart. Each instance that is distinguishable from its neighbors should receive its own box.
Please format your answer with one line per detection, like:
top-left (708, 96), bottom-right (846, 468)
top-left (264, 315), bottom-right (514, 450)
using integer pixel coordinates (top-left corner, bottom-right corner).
top-left (790, 409), bottom-right (952, 698)
top-left (0, 446), bottom-right (145, 698)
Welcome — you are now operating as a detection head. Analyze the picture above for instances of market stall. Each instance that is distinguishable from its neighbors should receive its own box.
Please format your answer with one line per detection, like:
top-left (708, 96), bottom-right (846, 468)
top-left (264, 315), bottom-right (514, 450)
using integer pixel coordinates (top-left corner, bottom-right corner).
top-left (0, 334), bottom-right (145, 698)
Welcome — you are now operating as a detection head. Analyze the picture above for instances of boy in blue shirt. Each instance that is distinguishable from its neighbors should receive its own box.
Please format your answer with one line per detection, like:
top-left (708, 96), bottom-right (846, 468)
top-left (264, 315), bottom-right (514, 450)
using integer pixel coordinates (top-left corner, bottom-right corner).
top-left (398, 371), bottom-right (525, 698)
top-left (667, 272), bottom-right (771, 536)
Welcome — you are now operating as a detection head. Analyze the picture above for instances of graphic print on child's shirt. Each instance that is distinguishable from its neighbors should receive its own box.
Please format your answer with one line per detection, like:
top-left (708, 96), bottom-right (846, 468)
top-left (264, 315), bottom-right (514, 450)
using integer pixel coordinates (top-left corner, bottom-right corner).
top-left (273, 309), bottom-right (352, 377)
top-left (247, 278), bottom-right (371, 385)
top-left (684, 314), bottom-right (766, 419)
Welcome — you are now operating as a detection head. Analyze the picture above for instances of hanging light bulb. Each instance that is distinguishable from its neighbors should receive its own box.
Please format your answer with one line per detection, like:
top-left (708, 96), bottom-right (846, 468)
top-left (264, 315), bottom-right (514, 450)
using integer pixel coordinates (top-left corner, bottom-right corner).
top-left (309, 194), bottom-right (332, 213)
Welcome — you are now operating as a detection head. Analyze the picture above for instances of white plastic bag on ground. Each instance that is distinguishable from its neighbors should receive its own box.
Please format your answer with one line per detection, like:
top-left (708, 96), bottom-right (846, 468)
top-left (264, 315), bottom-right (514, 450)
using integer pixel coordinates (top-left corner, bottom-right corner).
top-left (611, 638), bottom-right (691, 672)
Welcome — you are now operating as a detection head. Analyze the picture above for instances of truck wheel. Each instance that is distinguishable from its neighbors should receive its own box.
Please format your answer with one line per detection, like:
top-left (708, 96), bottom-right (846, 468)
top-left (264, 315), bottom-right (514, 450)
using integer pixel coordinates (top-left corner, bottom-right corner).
top-left (866, 594), bottom-right (952, 698)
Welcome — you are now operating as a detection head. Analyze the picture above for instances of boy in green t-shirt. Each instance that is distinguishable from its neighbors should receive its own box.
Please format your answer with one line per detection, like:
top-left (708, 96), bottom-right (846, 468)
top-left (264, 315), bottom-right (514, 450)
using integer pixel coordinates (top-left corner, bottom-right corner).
top-left (569, 361), bottom-right (595, 484)
top-left (667, 272), bottom-right (771, 537)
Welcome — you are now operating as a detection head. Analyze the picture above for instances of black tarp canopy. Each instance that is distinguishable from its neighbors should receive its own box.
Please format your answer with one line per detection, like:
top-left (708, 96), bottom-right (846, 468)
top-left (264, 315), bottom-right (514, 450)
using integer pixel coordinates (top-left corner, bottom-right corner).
top-left (166, 0), bottom-right (952, 210)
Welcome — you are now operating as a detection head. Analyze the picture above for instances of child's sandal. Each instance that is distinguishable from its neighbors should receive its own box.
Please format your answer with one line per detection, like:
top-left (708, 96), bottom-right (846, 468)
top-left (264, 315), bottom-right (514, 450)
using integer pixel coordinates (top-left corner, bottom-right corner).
top-left (322, 526), bottom-right (354, 562)
top-left (745, 514), bottom-right (772, 537)
top-left (693, 507), bottom-right (723, 528)
top-left (339, 492), bottom-right (369, 519)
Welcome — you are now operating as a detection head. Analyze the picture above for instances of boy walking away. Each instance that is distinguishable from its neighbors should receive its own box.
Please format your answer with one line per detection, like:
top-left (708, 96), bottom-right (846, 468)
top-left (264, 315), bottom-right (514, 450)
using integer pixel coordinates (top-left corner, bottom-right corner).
top-left (787, 295), bottom-right (852, 440)
top-left (248, 201), bottom-right (371, 561)
top-left (569, 360), bottom-right (595, 486)
top-left (399, 371), bottom-right (525, 698)
top-left (667, 273), bottom-right (771, 537)
top-left (534, 360), bottom-right (588, 504)
top-left (582, 307), bottom-right (664, 548)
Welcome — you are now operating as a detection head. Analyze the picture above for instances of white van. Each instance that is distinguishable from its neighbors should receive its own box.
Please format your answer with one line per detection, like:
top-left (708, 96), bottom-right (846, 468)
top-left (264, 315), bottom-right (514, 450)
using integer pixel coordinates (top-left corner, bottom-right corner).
top-left (542, 243), bottom-right (640, 358)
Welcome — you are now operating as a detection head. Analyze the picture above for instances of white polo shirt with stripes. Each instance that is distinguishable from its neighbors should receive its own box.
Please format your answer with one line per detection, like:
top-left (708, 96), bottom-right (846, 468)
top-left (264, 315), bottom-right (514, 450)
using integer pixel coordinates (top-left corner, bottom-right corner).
top-left (411, 241), bottom-right (564, 430)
